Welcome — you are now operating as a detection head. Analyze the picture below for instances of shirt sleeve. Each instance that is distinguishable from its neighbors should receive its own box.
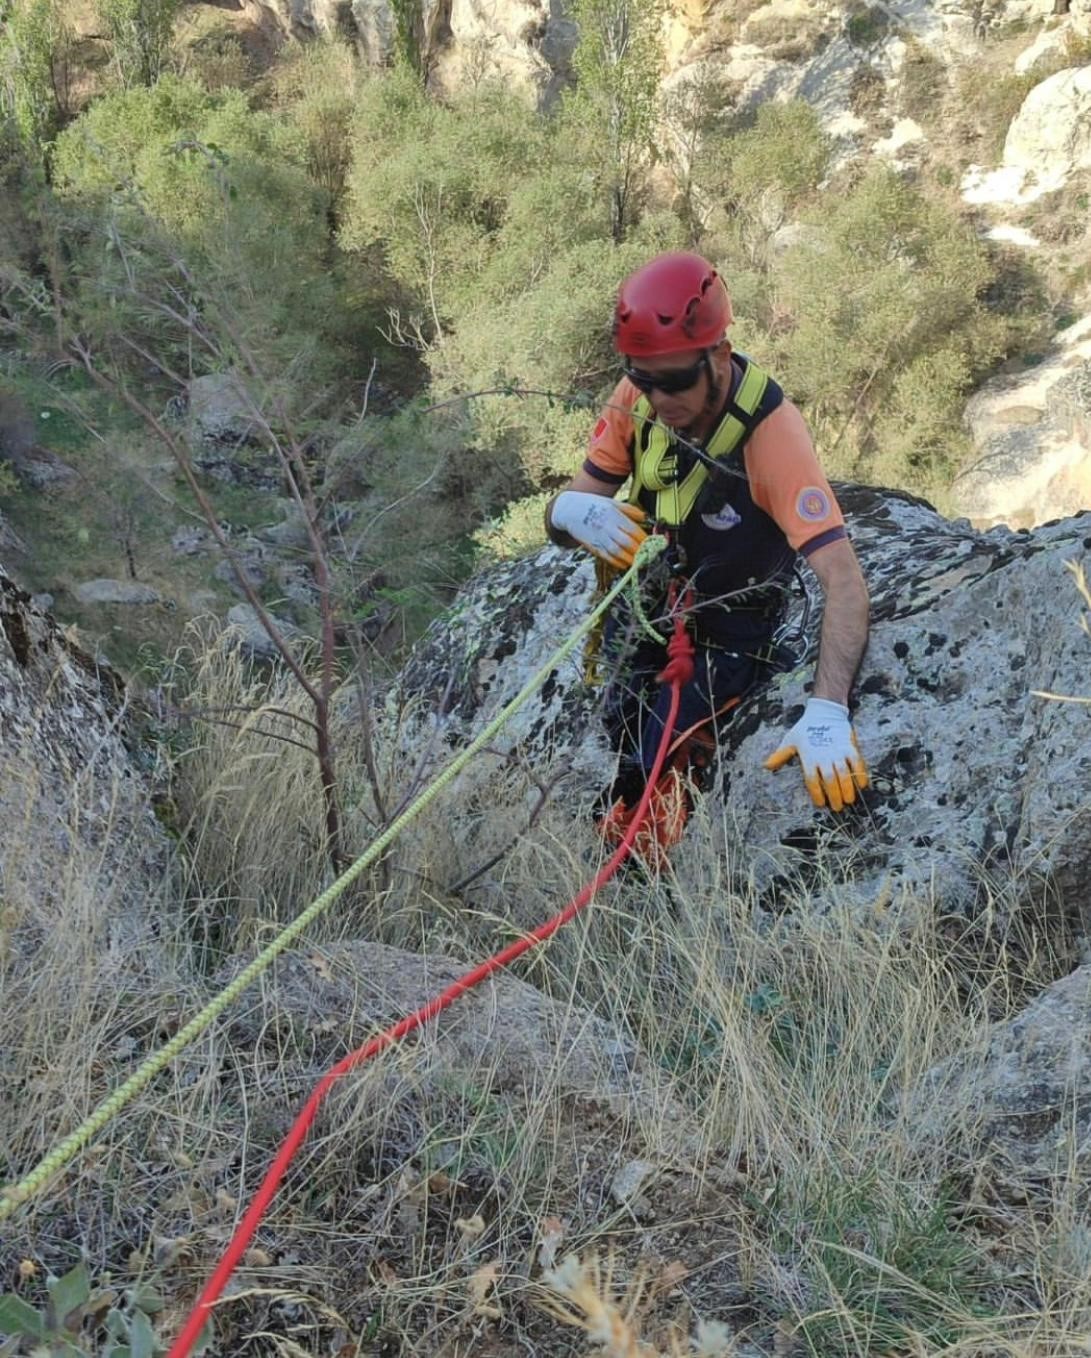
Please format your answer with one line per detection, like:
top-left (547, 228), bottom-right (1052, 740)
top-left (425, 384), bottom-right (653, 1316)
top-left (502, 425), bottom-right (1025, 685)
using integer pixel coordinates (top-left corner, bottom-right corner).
top-left (745, 399), bottom-right (847, 556)
top-left (582, 378), bottom-right (638, 485)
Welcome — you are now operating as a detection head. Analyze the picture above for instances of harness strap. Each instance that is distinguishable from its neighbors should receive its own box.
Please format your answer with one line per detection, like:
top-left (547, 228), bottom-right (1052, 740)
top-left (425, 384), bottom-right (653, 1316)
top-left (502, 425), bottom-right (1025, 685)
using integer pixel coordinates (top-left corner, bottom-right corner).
top-left (629, 357), bottom-right (774, 527)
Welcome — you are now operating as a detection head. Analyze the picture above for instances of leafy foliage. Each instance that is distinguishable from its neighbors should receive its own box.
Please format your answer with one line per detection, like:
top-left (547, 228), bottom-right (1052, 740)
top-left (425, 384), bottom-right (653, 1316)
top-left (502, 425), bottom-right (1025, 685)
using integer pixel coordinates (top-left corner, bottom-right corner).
top-left (52, 76), bottom-right (366, 387)
top-left (97, 0), bottom-right (177, 88)
top-left (0, 0), bottom-right (73, 149)
top-left (565, 0), bottom-right (664, 242)
top-left (0, 1262), bottom-right (169, 1358)
top-left (725, 165), bottom-right (1011, 487)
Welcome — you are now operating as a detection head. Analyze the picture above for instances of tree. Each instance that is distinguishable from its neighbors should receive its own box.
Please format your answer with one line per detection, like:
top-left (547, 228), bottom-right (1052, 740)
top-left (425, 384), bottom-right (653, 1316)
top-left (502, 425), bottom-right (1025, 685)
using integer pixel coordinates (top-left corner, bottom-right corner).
top-left (96, 0), bottom-right (178, 88)
top-left (0, 0), bottom-right (73, 151)
top-left (565, 0), bottom-right (664, 244)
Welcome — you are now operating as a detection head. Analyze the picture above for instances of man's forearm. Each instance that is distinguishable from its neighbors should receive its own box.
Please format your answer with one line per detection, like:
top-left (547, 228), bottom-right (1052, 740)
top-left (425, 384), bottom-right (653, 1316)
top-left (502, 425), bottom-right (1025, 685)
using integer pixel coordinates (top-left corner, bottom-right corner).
top-left (813, 570), bottom-right (869, 706)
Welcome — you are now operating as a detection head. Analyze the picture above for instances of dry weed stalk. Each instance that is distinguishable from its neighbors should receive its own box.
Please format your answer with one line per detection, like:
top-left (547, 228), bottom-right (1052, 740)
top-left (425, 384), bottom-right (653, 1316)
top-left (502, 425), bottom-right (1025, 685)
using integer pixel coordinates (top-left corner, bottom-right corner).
top-left (542, 1253), bottom-right (735, 1358)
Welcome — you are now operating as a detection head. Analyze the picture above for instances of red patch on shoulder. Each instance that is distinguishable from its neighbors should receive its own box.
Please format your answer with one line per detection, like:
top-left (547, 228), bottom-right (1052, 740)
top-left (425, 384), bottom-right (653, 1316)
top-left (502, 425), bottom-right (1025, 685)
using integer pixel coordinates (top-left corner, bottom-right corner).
top-left (591, 417), bottom-right (608, 441)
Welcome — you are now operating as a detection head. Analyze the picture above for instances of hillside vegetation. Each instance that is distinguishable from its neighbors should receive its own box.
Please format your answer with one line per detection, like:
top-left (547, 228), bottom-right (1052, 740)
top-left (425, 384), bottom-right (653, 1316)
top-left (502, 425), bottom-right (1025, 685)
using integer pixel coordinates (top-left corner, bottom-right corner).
top-left (1, 0), bottom-right (1074, 673)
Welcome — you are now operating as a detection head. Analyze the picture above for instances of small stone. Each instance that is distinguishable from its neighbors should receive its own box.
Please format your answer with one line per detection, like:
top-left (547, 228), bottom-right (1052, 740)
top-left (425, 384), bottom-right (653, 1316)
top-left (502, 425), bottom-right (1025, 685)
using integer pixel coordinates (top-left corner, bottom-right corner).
top-left (610, 1159), bottom-right (654, 1206)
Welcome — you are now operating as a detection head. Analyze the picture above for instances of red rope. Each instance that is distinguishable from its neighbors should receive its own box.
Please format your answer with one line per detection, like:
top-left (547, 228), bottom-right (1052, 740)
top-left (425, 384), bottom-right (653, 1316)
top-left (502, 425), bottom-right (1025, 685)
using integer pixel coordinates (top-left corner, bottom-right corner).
top-left (166, 627), bottom-right (693, 1358)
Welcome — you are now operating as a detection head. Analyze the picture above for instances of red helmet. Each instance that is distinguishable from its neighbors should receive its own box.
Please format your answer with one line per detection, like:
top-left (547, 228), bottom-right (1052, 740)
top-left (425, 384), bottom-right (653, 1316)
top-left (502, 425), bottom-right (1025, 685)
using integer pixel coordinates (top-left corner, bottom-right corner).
top-left (613, 252), bottom-right (733, 358)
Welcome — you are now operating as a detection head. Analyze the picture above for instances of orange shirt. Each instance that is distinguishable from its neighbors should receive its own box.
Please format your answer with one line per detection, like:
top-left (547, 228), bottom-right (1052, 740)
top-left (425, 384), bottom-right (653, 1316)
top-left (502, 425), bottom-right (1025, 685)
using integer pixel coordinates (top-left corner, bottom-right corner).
top-left (584, 371), bottom-right (846, 556)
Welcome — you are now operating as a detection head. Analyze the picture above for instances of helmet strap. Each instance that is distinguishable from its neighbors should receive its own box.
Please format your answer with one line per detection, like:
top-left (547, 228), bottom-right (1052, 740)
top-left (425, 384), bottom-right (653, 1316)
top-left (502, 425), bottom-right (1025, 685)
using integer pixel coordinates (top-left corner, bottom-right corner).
top-left (700, 350), bottom-right (719, 414)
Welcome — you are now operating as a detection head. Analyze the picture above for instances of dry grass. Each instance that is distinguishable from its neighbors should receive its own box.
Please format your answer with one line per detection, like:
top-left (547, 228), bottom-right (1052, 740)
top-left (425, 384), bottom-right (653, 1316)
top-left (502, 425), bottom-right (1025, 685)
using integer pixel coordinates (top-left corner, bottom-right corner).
top-left (3, 619), bottom-right (1091, 1355)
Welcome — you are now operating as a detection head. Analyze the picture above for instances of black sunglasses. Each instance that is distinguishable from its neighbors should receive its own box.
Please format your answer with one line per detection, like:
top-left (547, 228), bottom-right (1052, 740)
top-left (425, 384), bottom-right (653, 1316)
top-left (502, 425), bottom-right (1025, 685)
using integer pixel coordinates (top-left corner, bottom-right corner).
top-left (623, 356), bottom-right (707, 395)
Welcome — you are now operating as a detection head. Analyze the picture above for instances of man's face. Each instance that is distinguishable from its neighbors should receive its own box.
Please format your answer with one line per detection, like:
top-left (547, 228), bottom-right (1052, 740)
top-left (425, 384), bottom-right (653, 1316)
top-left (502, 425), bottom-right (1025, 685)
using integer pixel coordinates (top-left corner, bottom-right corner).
top-left (623, 349), bottom-right (711, 431)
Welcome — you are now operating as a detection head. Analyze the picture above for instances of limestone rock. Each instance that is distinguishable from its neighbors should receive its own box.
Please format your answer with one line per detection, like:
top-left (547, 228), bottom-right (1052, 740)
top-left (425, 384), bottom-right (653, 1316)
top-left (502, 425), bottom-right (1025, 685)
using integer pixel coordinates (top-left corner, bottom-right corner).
top-left (214, 547), bottom-right (269, 597)
top-left (0, 510), bottom-right (26, 557)
top-left (399, 487), bottom-right (1091, 933)
top-left (963, 66), bottom-right (1091, 205)
top-left (432, 0), bottom-right (579, 101)
top-left (14, 446), bottom-right (77, 490)
top-left (903, 965), bottom-right (1091, 1177)
top-left (171, 525), bottom-right (209, 556)
top-left (186, 372), bottom-right (258, 444)
top-left (220, 940), bottom-right (699, 1139)
top-left (226, 601), bottom-right (299, 658)
top-left (73, 578), bottom-right (162, 606)
top-left (954, 314), bottom-right (1091, 529)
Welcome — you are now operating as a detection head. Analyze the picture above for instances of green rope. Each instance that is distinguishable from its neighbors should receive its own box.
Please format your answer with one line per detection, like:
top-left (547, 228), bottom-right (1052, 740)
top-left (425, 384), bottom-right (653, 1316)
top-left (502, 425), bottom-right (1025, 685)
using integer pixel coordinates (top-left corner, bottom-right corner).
top-left (627, 567), bottom-right (669, 646)
top-left (0, 536), bottom-right (667, 1222)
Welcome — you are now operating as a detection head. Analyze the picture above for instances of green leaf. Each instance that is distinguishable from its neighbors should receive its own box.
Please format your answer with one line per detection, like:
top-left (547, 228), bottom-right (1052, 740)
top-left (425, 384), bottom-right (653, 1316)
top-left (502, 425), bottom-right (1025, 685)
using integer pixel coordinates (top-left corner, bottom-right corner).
top-left (46, 1263), bottom-right (91, 1331)
top-left (105, 1308), bottom-right (129, 1340)
top-left (127, 1308), bottom-right (157, 1358)
top-left (0, 1294), bottom-right (47, 1339)
top-left (126, 1285), bottom-right (164, 1316)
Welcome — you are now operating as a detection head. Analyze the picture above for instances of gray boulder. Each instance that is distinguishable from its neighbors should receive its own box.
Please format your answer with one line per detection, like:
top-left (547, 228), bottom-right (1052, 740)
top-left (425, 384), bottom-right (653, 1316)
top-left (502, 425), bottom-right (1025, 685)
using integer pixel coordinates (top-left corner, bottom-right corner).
top-left (904, 964), bottom-right (1091, 1177)
top-left (954, 316), bottom-right (1091, 529)
top-left (226, 602), bottom-right (299, 659)
top-left (186, 372), bottom-right (258, 444)
top-left (399, 486), bottom-right (1091, 933)
top-left (73, 578), bottom-right (162, 606)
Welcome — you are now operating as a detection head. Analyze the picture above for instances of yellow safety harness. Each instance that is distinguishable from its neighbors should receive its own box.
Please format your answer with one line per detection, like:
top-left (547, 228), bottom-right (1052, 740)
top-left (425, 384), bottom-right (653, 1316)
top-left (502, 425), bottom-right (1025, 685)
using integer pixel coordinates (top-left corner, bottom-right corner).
top-left (584, 357), bottom-right (774, 684)
top-left (628, 357), bottom-right (771, 526)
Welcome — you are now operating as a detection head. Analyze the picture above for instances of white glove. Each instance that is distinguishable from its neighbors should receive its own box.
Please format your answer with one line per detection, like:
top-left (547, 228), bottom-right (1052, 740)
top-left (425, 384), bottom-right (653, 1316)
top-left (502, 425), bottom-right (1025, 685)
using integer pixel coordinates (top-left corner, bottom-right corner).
top-left (551, 491), bottom-right (648, 568)
top-left (764, 697), bottom-right (869, 812)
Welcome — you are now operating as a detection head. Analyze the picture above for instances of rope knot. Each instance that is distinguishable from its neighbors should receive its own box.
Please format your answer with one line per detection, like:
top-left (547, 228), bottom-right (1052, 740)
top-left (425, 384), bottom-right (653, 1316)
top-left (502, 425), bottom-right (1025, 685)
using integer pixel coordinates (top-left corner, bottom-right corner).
top-left (657, 613), bottom-right (695, 687)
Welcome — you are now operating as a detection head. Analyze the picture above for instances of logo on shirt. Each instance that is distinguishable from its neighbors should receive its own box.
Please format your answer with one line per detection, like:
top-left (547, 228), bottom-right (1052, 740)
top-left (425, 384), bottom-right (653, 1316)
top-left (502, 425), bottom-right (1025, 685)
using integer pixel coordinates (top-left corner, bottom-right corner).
top-left (591, 417), bottom-right (608, 442)
top-left (797, 486), bottom-right (831, 523)
top-left (701, 503), bottom-right (742, 532)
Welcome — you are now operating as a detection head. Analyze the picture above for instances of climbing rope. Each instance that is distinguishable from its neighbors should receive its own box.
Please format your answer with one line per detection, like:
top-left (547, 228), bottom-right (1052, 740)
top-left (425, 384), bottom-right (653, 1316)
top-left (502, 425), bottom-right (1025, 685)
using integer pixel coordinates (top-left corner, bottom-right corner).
top-left (627, 563), bottom-right (670, 646)
top-left (0, 536), bottom-right (669, 1223)
top-left (166, 597), bottom-right (695, 1358)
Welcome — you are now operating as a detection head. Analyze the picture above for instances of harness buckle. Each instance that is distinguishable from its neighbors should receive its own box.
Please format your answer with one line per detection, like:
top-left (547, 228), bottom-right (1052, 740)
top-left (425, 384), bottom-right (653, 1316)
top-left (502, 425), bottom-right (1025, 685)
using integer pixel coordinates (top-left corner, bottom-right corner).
top-left (654, 527), bottom-right (687, 576)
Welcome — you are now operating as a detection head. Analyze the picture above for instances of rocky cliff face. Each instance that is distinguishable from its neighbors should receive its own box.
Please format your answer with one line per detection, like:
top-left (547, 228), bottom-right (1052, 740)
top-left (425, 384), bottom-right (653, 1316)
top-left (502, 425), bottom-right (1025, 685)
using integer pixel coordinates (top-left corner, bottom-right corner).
top-left (400, 488), bottom-right (1091, 934)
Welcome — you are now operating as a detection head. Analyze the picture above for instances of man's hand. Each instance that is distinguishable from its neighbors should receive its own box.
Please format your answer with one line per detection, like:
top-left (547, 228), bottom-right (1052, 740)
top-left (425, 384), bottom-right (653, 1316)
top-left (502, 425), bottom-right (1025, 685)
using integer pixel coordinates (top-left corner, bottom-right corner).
top-left (550, 491), bottom-right (648, 568)
top-left (764, 697), bottom-right (868, 812)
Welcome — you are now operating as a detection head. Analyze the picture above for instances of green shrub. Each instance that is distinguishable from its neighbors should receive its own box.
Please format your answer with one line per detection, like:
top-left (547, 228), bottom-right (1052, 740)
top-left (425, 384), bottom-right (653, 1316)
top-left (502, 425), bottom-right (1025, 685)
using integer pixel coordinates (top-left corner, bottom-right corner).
top-left (341, 71), bottom-right (547, 339)
top-left (0, 0), bottom-right (73, 149)
top-left (51, 76), bottom-right (362, 386)
top-left (565, 0), bottom-right (665, 242)
top-left (97, 0), bottom-right (177, 87)
top-left (897, 36), bottom-right (947, 125)
top-left (764, 168), bottom-right (1010, 478)
top-left (720, 100), bottom-right (831, 210)
top-left (265, 39), bottom-right (360, 200)
top-left (955, 67), bottom-right (1036, 160)
top-left (844, 1), bottom-right (890, 47)
top-left (760, 1171), bottom-right (995, 1356)
top-left (180, 19), bottom-right (252, 93)
top-left (431, 229), bottom-right (684, 489)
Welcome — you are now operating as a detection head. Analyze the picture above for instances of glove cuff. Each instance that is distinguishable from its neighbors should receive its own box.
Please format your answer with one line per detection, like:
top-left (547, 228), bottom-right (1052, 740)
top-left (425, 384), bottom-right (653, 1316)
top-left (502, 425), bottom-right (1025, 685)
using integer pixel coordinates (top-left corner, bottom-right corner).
top-left (804, 696), bottom-right (849, 720)
top-left (545, 494), bottom-right (579, 549)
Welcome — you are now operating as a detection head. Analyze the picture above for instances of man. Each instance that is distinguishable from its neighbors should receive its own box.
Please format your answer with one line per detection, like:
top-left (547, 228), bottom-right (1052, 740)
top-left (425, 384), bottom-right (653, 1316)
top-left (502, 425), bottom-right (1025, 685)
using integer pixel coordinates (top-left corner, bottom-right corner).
top-left (545, 251), bottom-right (870, 840)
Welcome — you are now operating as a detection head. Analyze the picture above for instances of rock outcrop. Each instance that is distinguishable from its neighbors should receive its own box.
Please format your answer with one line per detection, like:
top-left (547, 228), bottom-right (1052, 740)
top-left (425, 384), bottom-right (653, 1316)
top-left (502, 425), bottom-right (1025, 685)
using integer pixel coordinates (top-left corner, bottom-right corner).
top-left (400, 488), bottom-right (1091, 932)
top-left (963, 66), bottom-right (1091, 206)
top-left (0, 566), bottom-right (168, 964)
top-left (905, 963), bottom-right (1091, 1177)
top-left (221, 939), bottom-right (700, 1144)
top-left (954, 315), bottom-right (1091, 529)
